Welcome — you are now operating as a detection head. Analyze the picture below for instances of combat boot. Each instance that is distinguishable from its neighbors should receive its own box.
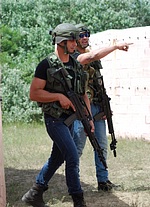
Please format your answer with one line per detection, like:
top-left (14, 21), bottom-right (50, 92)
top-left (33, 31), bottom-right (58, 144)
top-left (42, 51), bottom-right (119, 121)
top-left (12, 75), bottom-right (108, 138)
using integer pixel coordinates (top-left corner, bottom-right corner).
top-left (71, 193), bottom-right (87, 207)
top-left (22, 183), bottom-right (48, 207)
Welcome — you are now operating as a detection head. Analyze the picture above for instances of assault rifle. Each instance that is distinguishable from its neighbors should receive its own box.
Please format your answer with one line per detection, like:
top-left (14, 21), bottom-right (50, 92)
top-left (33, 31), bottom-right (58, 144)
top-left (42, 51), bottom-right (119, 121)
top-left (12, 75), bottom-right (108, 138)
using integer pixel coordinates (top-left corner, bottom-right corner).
top-left (55, 68), bottom-right (107, 169)
top-left (93, 75), bottom-right (117, 157)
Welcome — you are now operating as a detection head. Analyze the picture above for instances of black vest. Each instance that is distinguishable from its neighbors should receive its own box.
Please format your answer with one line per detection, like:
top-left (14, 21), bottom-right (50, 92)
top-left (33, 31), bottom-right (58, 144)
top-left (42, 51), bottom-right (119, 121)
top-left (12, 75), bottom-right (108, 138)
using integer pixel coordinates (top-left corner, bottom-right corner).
top-left (39, 53), bottom-right (88, 118)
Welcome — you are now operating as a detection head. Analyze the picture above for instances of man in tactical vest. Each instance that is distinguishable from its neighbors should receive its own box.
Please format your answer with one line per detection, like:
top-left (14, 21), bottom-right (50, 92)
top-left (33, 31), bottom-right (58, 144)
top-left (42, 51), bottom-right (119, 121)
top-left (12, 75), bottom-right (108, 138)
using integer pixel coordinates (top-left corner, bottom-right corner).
top-left (22, 23), bottom-right (94, 207)
top-left (72, 23), bottom-right (131, 191)
top-left (22, 22), bottom-right (131, 207)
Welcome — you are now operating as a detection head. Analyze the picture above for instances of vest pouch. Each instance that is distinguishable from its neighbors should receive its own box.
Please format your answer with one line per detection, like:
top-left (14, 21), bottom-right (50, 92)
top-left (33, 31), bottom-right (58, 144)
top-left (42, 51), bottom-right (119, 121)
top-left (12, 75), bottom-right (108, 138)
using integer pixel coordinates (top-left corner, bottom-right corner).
top-left (42, 102), bottom-right (73, 119)
top-left (84, 65), bottom-right (95, 102)
top-left (45, 68), bottom-right (64, 93)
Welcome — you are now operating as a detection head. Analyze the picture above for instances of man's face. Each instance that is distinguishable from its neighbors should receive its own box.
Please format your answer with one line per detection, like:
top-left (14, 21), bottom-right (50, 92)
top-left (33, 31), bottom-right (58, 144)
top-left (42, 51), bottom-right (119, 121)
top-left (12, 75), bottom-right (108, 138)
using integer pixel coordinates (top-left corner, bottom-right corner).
top-left (66, 40), bottom-right (77, 53)
top-left (78, 32), bottom-right (90, 48)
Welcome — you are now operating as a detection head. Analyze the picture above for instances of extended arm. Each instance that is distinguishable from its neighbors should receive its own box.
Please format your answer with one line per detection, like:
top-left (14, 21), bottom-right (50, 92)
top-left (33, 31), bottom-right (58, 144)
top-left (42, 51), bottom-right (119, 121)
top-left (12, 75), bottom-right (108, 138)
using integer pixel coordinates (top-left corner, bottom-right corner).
top-left (77, 43), bottom-right (132, 65)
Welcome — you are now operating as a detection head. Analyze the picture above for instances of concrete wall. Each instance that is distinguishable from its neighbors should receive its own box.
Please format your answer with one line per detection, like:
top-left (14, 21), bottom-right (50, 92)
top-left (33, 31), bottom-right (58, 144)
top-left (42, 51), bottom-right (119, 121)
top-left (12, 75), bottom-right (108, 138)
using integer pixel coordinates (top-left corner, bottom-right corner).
top-left (89, 26), bottom-right (150, 141)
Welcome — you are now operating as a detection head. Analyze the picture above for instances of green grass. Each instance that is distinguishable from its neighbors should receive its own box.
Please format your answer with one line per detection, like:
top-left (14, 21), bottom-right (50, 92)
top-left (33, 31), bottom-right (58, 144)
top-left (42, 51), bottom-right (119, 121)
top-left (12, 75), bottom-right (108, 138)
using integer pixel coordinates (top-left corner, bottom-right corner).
top-left (3, 123), bottom-right (150, 207)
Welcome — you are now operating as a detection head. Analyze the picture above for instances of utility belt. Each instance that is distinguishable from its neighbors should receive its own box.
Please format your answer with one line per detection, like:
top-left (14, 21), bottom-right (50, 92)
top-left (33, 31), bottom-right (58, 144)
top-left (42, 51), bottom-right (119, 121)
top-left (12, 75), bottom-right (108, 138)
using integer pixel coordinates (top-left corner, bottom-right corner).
top-left (40, 102), bottom-right (74, 119)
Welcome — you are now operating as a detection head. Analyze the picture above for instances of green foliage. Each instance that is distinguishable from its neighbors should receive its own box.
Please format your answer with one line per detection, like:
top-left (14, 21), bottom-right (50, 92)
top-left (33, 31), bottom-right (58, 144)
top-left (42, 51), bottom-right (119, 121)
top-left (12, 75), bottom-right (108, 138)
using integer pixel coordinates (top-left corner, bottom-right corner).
top-left (2, 65), bottom-right (42, 123)
top-left (0, 25), bottom-right (22, 55)
top-left (73, 0), bottom-right (150, 32)
top-left (1, 0), bottom-right (150, 123)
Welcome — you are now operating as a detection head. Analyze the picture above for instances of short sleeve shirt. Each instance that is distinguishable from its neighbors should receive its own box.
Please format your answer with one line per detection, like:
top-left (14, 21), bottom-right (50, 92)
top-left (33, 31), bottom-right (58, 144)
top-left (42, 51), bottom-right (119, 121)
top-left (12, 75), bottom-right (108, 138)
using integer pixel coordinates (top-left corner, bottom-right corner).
top-left (34, 55), bottom-right (75, 80)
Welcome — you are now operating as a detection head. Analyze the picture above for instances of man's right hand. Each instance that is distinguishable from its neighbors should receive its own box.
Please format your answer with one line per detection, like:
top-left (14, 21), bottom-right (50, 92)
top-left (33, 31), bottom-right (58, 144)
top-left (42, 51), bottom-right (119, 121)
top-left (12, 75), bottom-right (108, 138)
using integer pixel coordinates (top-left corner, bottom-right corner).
top-left (117, 42), bottom-right (133, 51)
top-left (58, 94), bottom-right (76, 111)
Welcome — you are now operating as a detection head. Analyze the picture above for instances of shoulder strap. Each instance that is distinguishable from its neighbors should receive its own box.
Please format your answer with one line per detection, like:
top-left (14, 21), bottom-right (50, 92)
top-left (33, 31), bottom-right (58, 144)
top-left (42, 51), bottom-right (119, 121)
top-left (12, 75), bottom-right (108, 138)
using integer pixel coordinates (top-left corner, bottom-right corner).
top-left (46, 53), bottom-right (74, 71)
top-left (46, 52), bottom-right (61, 68)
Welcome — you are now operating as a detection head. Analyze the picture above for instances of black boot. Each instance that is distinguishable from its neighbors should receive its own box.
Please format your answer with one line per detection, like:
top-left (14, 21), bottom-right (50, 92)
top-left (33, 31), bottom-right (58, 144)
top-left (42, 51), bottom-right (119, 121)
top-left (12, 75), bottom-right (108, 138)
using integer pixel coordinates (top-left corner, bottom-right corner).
top-left (98, 180), bottom-right (113, 191)
top-left (22, 183), bottom-right (48, 207)
top-left (71, 193), bottom-right (87, 207)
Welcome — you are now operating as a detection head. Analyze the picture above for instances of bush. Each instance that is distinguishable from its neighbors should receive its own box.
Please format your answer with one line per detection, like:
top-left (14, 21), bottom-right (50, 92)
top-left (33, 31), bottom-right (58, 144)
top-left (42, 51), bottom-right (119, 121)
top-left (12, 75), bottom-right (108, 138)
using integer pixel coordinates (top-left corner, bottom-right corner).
top-left (2, 65), bottom-right (42, 123)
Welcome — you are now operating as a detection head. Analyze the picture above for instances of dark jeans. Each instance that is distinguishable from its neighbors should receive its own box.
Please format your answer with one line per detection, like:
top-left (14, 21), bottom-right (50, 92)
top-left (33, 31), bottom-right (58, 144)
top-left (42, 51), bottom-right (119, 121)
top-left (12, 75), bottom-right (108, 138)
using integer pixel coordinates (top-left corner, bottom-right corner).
top-left (36, 114), bottom-right (83, 195)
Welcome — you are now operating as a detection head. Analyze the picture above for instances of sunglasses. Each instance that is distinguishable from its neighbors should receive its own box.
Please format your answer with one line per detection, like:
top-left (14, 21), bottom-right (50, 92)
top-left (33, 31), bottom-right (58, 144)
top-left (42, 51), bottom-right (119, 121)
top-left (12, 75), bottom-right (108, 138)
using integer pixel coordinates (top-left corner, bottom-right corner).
top-left (79, 32), bottom-right (90, 38)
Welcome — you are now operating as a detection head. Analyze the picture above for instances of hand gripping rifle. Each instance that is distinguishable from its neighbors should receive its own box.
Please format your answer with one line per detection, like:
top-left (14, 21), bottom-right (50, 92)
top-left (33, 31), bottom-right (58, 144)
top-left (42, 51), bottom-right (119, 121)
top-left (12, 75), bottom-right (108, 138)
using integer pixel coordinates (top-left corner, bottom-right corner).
top-left (56, 68), bottom-right (107, 169)
top-left (93, 75), bottom-right (117, 157)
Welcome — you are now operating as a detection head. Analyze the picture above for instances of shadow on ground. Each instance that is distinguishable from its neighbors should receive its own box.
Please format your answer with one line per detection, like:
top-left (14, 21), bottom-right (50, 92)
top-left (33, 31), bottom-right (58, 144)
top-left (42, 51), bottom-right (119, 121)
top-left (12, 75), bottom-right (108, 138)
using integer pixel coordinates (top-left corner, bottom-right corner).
top-left (5, 167), bottom-right (131, 207)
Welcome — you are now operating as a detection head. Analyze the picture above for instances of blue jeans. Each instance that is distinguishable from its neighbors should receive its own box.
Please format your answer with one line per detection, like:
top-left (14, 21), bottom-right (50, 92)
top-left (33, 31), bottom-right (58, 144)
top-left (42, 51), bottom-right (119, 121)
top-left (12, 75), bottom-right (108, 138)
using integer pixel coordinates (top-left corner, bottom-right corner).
top-left (73, 103), bottom-right (108, 182)
top-left (36, 114), bottom-right (83, 195)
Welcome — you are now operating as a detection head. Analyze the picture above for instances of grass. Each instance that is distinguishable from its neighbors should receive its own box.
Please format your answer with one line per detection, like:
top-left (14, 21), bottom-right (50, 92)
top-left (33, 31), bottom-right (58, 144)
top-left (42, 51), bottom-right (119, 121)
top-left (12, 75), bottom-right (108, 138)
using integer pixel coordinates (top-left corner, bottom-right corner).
top-left (3, 122), bottom-right (150, 207)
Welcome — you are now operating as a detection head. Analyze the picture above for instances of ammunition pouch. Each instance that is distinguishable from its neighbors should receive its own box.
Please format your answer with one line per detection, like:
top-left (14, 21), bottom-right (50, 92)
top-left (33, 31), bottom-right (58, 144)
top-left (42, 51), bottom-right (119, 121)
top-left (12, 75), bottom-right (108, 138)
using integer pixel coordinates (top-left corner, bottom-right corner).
top-left (41, 102), bottom-right (73, 119)
top-left (84, 65), bottom-right (95, 102)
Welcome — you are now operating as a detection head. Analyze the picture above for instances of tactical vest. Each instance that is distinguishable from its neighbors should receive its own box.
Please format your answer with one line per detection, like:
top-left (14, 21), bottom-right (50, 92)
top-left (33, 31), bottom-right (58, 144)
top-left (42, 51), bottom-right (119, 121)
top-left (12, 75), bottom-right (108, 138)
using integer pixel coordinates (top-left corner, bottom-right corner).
top-left (72, 51), bottom-right (103, 102)
top-left (39, 53), bottom-right (88, 118)
top-left (81, 60), bottom-right (103, 103)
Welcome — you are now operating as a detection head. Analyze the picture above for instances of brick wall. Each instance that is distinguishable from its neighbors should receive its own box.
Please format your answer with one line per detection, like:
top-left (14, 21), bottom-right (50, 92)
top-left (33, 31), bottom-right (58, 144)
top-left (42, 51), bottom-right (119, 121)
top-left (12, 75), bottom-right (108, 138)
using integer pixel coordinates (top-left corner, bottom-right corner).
top-left (89, 26), bottom-right (150, 141)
